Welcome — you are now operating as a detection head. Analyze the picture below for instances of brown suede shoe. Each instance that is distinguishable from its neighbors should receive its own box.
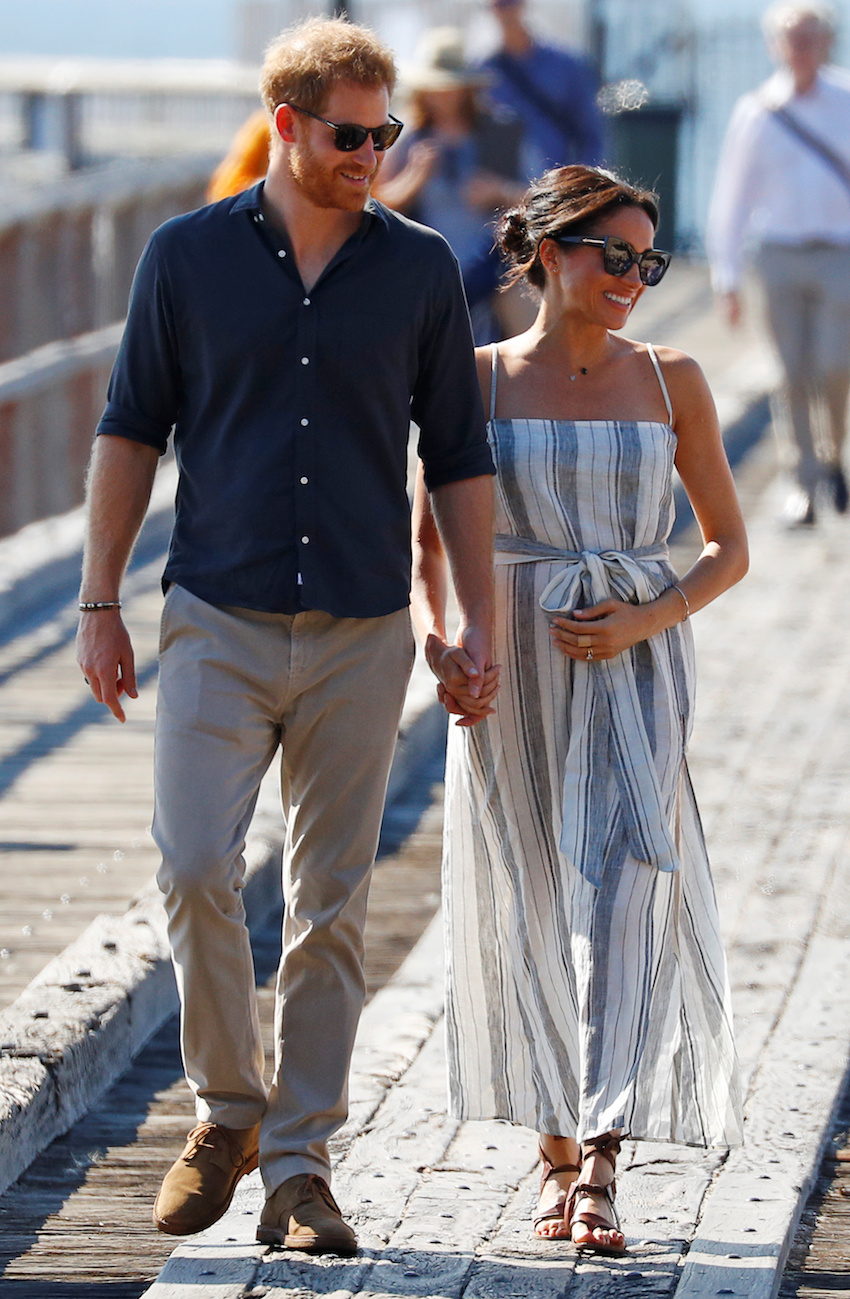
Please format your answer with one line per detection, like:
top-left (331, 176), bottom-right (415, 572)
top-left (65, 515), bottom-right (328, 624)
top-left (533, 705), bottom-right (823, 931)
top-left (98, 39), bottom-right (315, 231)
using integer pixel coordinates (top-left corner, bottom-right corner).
top-left (153, 1121), bottom-right (260, 1235)
top-left (256, 1172), bottom-right (358, 1255)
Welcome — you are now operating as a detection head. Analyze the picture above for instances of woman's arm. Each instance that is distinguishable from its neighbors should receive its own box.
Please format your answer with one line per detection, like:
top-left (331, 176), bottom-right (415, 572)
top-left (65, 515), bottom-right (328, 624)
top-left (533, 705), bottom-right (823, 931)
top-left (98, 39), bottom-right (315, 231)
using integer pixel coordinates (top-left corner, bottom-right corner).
top-left (666, 348), bottom-right (749, 607)
top-left (550, 350), bottom-right (748, 660)
top-left (372, 140), bottom-right (438, 213)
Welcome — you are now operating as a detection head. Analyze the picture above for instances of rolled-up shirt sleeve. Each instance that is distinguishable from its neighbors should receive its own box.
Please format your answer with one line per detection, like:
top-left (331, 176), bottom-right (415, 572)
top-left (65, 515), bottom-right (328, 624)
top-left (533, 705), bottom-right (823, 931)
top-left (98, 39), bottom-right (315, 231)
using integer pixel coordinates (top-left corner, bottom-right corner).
top-left (97, 234), bottom-right (181, 453)
top-left (412, 245), bottom-right (494, 491)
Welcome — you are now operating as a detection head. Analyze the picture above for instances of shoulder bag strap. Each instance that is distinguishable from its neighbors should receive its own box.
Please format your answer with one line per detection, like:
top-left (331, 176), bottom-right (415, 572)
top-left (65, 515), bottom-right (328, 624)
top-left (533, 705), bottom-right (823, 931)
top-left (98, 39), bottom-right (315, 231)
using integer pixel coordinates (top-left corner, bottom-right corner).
top-left (490, 51), bottom-right (576, 150)
top-left (770, 105), bottom-right (850, 198)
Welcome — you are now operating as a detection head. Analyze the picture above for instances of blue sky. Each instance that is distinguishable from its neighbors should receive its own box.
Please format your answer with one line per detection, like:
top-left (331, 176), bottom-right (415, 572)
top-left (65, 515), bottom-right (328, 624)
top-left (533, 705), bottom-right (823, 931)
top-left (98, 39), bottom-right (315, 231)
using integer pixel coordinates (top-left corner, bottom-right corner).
top-left (0, 0), bottom-right (237, 59)
top-left (1, 1), bottom-right (848, 64)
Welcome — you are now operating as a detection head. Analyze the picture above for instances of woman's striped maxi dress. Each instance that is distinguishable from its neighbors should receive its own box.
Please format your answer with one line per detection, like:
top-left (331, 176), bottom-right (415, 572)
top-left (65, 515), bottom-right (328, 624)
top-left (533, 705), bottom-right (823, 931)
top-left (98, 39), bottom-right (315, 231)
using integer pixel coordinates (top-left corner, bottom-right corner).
top-left (442, 345), bottom-right (742, 1147)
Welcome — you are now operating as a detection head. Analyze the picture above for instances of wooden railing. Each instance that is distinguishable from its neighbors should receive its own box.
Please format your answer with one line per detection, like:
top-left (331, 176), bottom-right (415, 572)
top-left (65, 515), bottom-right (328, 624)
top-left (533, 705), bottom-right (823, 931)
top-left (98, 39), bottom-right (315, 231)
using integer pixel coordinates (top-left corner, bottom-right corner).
top-left (0, 158), bottom-right (212, 537)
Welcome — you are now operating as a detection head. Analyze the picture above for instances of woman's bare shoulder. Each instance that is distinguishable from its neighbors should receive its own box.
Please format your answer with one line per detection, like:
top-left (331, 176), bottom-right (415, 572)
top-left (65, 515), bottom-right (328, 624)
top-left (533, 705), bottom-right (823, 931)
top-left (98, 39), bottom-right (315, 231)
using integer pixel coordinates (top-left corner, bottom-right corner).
top-left (474, 344), bottom-right (493, 378)
top-left (642, 342), bottom-right (704, 377)
top-left (638, 342), bottom-right (711, 403)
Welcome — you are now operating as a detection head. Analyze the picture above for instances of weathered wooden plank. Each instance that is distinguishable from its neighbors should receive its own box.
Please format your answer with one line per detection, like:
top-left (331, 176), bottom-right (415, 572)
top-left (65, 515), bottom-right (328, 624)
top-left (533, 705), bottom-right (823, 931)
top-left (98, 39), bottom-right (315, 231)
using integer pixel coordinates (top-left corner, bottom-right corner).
top-left (675, 831), bottom-right (850, 1299)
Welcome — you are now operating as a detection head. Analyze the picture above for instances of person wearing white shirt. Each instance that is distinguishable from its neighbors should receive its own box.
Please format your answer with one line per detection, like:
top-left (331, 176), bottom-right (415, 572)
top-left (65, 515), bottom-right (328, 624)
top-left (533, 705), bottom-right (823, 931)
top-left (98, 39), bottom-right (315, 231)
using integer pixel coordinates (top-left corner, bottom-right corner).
top-left (708, 2), bottom-right (850, 525)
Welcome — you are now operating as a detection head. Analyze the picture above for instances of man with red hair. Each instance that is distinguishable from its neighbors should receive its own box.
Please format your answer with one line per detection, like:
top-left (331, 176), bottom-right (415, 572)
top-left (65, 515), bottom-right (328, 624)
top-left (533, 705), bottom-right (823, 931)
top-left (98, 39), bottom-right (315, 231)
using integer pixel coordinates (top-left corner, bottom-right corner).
top-left (78, 16), bottom-right (494, 1254)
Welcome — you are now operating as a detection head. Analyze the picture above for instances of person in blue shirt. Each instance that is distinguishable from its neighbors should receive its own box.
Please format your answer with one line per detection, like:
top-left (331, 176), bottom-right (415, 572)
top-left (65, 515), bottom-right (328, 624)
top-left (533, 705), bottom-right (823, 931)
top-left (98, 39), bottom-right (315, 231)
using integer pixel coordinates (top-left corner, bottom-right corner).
top-left (77, 15), bottom-right (495, 1257)
top-left (480, 0), bottom-right (605, 179)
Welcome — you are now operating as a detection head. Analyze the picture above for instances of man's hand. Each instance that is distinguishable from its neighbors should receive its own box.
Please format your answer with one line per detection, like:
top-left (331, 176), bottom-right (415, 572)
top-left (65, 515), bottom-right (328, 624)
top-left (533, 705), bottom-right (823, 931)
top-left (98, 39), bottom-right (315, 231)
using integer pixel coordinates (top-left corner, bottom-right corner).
top-left (76, 609), bottom-right (138, 723)
top-left (76, 435), bottom-right (158, 721)
top-left (425, 631), bottom-right (500, 727)
top-left (717, 290), bottom-right (742, 329)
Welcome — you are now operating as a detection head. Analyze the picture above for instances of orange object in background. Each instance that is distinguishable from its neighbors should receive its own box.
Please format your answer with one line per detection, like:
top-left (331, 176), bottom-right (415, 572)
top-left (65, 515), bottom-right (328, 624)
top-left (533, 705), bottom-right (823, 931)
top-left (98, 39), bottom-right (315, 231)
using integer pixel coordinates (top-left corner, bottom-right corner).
top-left (207, 109), bottom-right (271, 201)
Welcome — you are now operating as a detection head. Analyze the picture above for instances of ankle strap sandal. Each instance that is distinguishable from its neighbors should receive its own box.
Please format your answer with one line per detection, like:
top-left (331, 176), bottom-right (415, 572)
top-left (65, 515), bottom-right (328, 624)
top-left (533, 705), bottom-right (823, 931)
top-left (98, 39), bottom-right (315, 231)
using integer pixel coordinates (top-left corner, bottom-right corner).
top-left (533, 1144), bottom-right (580, 1233)
top-left (567, 1133), bottom-right (625, 1256)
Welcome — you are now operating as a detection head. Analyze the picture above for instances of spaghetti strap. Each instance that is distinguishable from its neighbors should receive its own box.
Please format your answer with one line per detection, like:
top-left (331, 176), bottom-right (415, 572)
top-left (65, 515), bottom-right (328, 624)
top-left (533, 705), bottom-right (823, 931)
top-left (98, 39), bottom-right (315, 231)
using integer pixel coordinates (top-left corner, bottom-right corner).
top-left (645, 343), bottom-right (673, 425)
top-left (489, 344), bottom-right (499, 422)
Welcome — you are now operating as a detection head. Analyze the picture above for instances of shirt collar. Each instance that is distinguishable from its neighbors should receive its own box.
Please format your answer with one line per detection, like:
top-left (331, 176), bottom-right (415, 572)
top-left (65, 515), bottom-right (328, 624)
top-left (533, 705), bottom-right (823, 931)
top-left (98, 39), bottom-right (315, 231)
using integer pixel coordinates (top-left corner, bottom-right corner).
top-left (768, 66), bottom-right (828, 107)
top-left (230, 180), bottom-right (389, 231)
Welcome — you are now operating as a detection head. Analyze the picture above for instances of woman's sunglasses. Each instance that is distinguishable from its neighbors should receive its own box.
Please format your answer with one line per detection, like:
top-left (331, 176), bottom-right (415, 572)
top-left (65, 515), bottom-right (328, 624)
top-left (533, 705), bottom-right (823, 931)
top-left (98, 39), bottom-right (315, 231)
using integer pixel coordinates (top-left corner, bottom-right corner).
top-left (554, 235), bottom-right (672, 286)
top-left (284, 103), bottom-right (404, 152)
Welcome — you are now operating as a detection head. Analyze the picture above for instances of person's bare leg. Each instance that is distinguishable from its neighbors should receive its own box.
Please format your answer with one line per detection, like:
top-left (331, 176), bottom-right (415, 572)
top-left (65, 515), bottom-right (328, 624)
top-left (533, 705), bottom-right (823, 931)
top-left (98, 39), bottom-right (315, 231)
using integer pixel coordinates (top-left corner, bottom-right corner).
top-left (534, 1134), bottom-right (581, 1239)
top-left (570, 1132), bottom-right (626, 1254)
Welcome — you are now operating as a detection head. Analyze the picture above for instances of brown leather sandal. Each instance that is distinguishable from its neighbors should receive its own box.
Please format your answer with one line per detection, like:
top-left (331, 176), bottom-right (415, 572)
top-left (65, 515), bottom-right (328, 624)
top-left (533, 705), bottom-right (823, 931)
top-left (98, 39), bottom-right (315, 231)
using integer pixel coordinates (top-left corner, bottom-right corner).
top-left (567, 1133), bottom-right (626, 1256)
top-left (532, 1144), bottom-right (581, 1237)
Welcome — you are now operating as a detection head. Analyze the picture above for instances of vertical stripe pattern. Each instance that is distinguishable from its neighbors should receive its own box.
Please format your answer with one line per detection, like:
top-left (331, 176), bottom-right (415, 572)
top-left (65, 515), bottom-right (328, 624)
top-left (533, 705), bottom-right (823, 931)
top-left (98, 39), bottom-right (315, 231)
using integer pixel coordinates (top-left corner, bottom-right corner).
top-left (443, 417), bottom-right (743, 1147)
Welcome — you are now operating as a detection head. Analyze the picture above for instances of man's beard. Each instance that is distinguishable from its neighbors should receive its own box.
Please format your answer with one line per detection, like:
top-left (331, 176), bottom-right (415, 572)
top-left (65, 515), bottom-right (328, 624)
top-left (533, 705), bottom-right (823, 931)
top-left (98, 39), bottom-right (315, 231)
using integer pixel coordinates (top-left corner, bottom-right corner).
top-left (289, 139), bottom-right (376, 212)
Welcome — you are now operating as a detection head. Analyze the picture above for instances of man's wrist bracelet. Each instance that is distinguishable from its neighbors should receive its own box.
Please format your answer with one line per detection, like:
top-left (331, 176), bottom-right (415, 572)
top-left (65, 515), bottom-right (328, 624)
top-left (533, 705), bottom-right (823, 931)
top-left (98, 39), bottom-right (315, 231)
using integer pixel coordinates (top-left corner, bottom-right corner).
top-left (79, 601), bottom-right (122, 612)
top-left (668, 584), bottom-right (690, 622)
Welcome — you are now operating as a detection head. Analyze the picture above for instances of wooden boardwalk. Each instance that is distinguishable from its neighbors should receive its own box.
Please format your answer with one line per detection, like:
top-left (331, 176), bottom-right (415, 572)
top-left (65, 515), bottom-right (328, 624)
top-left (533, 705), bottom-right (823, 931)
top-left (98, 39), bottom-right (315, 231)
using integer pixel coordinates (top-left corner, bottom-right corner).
top-left (0, 555), bottom-right (164, 1010)
top-left (0, 784), bottom-right (445, 1296)
top-left (133, 449), bottom-right (850, 1299)
top-left (781, 1084), bottom-right (850, 1299)
top-left (4, 436), bottom-right (842, 1298)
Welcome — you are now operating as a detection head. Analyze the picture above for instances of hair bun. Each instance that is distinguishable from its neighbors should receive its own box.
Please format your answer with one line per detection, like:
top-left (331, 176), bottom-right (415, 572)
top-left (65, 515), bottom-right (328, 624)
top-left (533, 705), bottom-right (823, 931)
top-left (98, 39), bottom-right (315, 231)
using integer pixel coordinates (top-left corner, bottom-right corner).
top-left (497, 206), bottom-right (531, 259)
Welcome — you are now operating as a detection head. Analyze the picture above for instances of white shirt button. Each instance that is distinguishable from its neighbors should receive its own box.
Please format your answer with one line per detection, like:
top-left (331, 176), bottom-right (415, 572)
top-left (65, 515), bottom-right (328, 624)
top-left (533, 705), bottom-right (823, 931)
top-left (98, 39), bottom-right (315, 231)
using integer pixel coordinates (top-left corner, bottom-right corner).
top-left (301, 535), bottom-right (309, 544)
top-left (300, 418), bottom-right (309, 426)
top-left (301, 357), bottom-right (309, 365)
top-left (257, 212), bottom-right (264, 221)
top-left (277, 249), bottom-right (286, 258)
top-left (303, 297), bottom-right (311, 305)
top-left (300, 476), bottom-right (309, 485)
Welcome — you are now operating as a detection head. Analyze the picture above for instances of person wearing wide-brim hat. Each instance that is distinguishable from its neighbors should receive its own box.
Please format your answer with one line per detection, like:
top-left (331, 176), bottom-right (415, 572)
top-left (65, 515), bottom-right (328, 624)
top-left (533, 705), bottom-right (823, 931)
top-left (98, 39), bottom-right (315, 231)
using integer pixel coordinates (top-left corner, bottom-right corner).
top-left (375, 27), bottom-right (525, 340)
top-left (400, 26), bottom-right (492, 93)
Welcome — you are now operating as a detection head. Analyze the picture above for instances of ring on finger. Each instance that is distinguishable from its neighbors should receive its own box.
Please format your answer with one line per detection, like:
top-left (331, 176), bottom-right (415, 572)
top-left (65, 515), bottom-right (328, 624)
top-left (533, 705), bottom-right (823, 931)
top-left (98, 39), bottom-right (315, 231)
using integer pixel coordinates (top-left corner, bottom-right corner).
top-left (577, 634), bottom-right (591, 649)
top-left (586, 648), bottom-right (594, 661)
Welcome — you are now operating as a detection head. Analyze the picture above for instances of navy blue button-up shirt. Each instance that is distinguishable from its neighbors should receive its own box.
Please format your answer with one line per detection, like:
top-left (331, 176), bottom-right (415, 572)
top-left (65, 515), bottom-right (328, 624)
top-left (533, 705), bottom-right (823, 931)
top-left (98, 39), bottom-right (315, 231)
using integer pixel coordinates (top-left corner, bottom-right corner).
top-left (97, 182), bottom-right (493, 618)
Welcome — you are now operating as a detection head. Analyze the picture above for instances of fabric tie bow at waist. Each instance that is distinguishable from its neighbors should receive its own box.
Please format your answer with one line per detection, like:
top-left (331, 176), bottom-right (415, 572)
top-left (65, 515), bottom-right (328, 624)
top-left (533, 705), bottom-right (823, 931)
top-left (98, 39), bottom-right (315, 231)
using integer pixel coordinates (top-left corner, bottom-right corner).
top-left (494, 536), bottom-right (681, 887)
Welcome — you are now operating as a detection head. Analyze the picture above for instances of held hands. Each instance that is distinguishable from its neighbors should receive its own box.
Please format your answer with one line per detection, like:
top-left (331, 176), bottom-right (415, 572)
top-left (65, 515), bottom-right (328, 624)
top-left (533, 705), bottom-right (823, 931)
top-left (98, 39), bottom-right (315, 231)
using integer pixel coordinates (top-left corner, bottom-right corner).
top-left (76, 610), bottom-right (138, 723)
top-left (425, 630), bottom-right (500, 728)
top-left (549, 598), bottom-right (654, 662)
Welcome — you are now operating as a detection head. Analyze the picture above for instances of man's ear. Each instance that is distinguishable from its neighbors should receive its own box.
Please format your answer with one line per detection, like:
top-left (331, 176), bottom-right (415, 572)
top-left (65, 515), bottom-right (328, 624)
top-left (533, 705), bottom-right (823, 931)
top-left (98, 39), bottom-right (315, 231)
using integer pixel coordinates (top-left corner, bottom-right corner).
top-left (273, 103), bottom-right (297, 144)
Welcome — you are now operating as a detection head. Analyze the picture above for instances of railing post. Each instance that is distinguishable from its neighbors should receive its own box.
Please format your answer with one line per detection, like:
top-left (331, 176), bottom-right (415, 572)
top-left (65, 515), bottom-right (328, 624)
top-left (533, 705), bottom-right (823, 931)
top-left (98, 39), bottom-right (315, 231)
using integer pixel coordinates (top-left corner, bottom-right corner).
top-left (60, 93), bottom-right (84, 172)
top-left (20, 91), bottom-right (47, 150)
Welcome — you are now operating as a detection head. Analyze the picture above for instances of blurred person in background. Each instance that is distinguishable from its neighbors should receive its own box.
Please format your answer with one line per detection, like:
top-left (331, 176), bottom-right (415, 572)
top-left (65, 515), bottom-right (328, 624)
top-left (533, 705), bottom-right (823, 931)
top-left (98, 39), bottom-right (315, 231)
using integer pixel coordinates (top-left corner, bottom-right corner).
top-left (708, 2), bottom-right (850, 527)
top-left (479, 0), bottom-right (604, 180)
top-left (207, 108), bottom-right (270, 201)
top-left (374, 26), bottom-right (525, 341)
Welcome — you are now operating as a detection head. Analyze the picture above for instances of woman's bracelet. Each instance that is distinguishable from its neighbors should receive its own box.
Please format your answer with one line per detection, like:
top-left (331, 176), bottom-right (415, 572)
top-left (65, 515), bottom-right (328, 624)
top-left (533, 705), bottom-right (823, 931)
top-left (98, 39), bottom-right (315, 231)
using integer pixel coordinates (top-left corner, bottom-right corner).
top-left (668, 584), bottom-right (690, 623)
top-left (79, 600), bottom-right (122, 612)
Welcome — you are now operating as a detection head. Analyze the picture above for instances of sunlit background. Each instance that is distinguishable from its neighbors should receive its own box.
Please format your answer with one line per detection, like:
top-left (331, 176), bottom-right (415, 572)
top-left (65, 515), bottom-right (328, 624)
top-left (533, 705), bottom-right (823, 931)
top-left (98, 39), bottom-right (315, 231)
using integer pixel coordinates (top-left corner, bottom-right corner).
top-left (0, 0), bottom-right (847, 249)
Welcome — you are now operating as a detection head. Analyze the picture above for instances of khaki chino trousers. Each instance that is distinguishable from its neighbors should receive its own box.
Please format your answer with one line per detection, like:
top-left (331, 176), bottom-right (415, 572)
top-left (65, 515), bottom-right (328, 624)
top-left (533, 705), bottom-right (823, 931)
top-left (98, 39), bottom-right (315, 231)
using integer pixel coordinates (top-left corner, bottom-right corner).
top-left (153, 584), bottom-right (414, 1194)
top-left (757, 242), bottom-right (850, 494)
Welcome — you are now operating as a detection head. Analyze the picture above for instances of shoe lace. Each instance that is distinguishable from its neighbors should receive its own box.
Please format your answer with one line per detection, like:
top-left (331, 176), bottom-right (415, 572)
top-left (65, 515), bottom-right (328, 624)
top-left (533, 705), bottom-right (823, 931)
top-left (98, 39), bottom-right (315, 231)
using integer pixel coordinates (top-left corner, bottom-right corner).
top-left (183, 1122), bottom-right (251, 1168)
top-left (294, 1173), bottom-right (339, 1213)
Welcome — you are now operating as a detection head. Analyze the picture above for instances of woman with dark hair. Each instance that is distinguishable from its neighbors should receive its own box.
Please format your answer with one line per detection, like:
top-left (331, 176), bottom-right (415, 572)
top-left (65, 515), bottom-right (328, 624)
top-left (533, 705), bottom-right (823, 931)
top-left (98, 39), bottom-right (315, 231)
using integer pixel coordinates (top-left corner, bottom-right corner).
top-left (412, 165), bottom-right (747, 1254)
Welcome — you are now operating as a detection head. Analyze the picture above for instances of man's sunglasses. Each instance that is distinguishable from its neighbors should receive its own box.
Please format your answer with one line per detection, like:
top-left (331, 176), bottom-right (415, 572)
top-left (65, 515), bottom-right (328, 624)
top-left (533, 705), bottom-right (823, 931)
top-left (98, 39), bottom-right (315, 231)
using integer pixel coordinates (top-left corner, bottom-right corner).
top-left (554, 235), bottom-right (672, 286)
top-left (284, 103), bottom-right (403, 152)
